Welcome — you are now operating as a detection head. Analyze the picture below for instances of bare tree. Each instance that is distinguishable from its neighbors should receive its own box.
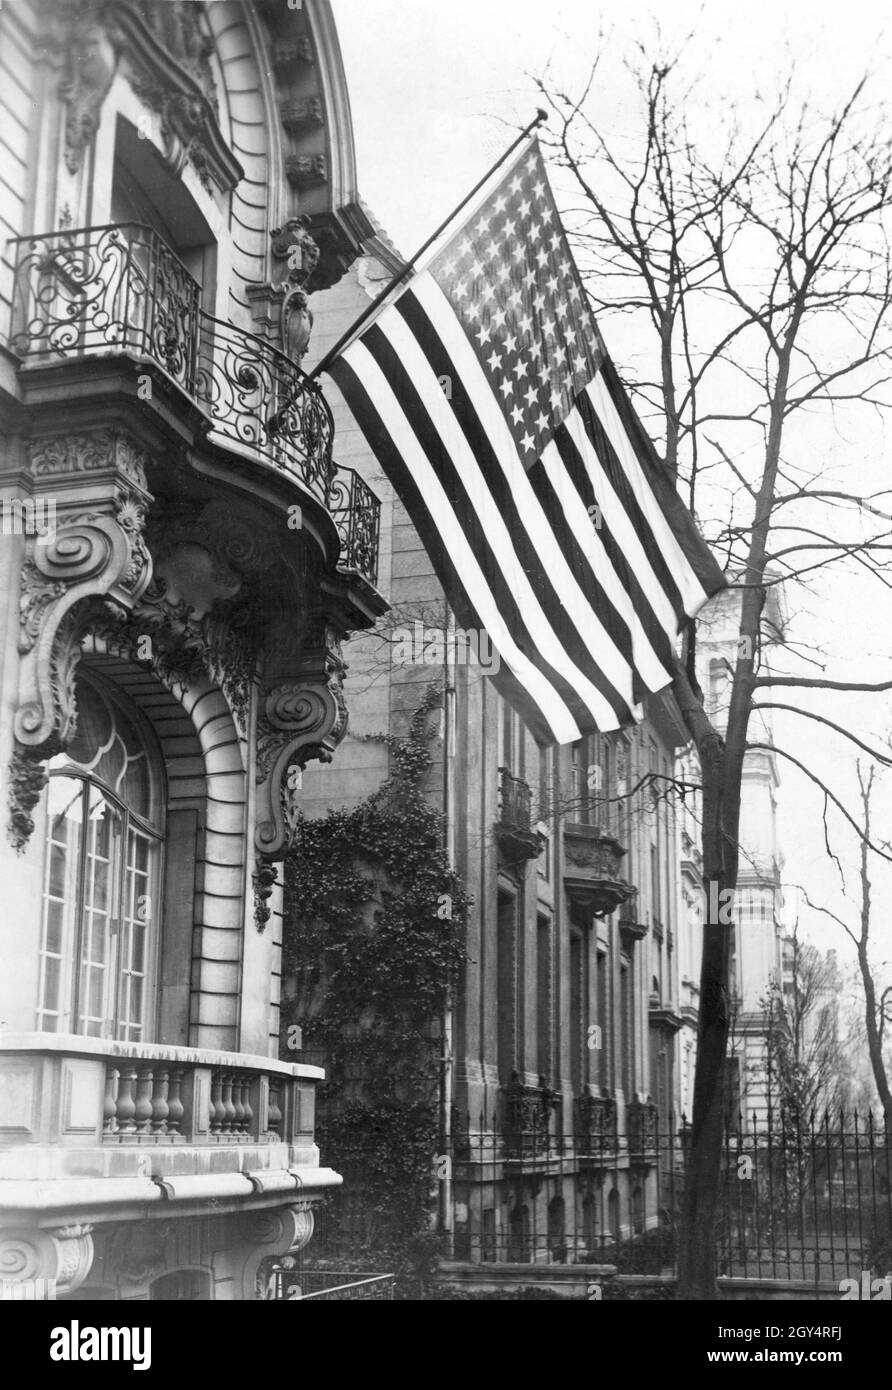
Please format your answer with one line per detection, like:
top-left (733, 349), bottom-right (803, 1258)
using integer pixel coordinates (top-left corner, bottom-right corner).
top-left (800, 761), bottom-right (892, 1128)
top-left (536, 35), bottom-right (892, 1296)
top-left (761, 930), bottom-right (845, 1124)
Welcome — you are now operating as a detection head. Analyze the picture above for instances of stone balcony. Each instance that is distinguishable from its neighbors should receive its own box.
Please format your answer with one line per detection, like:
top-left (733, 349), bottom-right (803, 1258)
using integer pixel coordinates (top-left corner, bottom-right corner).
top-left (0, 1034), bottom-right (340, 1221)
top-left (563, 823), bottom-right (634, 919)
top-left (495, 767), bottom-right (543, 864)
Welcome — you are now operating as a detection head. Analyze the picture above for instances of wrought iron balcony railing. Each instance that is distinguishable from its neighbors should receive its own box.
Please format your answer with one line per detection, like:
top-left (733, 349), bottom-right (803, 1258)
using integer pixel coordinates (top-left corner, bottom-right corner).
top-left (5, 223), bottom-right (344, 521)
top-left (327, 463), bottom-right (381, 587)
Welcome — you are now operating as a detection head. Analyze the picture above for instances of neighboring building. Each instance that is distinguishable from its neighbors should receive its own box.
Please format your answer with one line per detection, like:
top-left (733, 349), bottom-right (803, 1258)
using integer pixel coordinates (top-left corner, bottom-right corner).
top-left (678, 579), bottom-right (787, 1121)
top-left (0, 0), bottom-right (386, 1299)
top-left (299, 242), bottom-right (692, 1262)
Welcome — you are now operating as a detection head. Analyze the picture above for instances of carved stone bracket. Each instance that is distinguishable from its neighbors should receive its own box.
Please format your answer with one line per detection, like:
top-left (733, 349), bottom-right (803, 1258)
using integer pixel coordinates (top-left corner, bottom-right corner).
top-left (8, 430), bottom-right (153, 849)
top-left (254, 634), bottom-right (347, 861)
top-left (253, 857), bottom-right (279, 932)
top-left (0, 1223), bottom-right (95, 1297)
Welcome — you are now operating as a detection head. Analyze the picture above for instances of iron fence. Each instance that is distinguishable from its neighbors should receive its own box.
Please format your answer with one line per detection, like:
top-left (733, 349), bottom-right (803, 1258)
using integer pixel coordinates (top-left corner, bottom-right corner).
top-left (312, 1103), bottom-right (892, 1289)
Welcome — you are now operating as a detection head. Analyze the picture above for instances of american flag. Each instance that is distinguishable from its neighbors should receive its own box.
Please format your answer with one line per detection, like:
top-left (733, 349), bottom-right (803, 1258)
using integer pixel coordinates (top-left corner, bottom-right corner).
top-left (328, 139), bottom-right (724, 745)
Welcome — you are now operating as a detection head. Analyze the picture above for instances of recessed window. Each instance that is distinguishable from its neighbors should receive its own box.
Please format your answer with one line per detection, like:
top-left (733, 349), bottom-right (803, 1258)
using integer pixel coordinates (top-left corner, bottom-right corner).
top-left (37, 673), bottom-right (164, 1040)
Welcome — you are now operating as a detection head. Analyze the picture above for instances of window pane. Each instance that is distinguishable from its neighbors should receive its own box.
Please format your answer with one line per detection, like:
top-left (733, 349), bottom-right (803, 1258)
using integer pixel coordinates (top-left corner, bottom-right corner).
top-left (38, 776), bottom-right (84, 1029)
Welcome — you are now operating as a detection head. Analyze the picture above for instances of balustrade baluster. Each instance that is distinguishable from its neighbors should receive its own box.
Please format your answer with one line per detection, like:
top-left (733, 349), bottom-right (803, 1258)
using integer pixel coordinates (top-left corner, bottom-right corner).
top-left (232, 1074), bottom-right (246, 1135)
top-left (103, 1067), bottom-right (119, 1134)
top-left (151, 1067), bottom-right (169, 1135)
top-left (134, 1068), bottom-right (154, 1135)
top-left (241, 1075), bottom-right (254, 1137)
top-left (167, 1067), bottom-right (184, 1136)
top-left (267, 1080), bottom-right (282, 1137)
top-left (116, 1068), bottom-right (138, 1133)
top-left (221, 1073), bottom-right (236, 1135)
top-left (210, 1071), bottom-right (224, 1134)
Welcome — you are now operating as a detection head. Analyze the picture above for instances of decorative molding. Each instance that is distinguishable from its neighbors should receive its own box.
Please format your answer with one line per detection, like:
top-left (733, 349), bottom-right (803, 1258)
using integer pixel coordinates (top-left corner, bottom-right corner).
top-left (8, 746), bottom-right (51, 854)
top-left (269, 217), bottom-right (320, 361)
top-left (272, 37), bottom-right (315, 73)
top-left (28, 429), bottom-right (149, 491)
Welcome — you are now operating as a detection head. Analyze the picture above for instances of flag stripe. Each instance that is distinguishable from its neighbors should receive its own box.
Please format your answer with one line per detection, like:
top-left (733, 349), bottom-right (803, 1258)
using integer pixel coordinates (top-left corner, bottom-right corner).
top-left (329, 346), bottom-right (583, 743)
top-left (362, 302), bottom-right (631, 730)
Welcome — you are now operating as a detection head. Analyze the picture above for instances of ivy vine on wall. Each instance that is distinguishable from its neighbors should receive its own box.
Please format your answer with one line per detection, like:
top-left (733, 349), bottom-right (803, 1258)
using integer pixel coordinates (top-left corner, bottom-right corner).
top-left (281, 682), bottom-right (468, 1267)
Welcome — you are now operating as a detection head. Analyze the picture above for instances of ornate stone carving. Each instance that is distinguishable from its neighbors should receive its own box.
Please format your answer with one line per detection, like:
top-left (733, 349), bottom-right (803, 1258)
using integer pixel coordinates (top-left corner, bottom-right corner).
top-left (272, 37), bottom-right (315, 72)
top-left (255, 632), bottom-right (347, 860)
top-left (0, 1224), bottom-right (94, 1296)
top-left (9, 431), bottom-right (153, 847)
top-left (285, 153), bottom-right (328, 190)
top-left (253, 857), bottom-right (279, 932)
top-left (279, 96), bottom-right (324, 133)
top-left (7, 746), bottom-right (51, 853)
top-left (564, 825), bottom-right (635, 918)
top-left (28, 429), bottom-right (149, 490)
top-left (58, 5), bottom-right (120, 174)
top-left (269, 218), bottom-right (319, 362)
top-left (103, 1221), bottom-right (172, 1286)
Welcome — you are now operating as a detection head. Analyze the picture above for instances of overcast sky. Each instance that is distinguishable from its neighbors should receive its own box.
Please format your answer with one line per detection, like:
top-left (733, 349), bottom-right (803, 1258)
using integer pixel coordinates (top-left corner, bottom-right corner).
top-left (332, 1), bottom-right (892, 999)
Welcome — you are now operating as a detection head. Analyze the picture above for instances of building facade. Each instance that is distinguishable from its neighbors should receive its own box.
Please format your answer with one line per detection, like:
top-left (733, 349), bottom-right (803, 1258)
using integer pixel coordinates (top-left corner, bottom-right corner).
top-left (0, 0), bottom-right (385, 1299)
top-left (299, 244), bottom-right (692, 1263)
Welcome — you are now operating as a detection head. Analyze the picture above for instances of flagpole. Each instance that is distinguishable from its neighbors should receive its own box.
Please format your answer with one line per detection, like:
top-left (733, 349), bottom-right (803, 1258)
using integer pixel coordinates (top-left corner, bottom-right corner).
top-left (305, 109), bottom-right (548, 387)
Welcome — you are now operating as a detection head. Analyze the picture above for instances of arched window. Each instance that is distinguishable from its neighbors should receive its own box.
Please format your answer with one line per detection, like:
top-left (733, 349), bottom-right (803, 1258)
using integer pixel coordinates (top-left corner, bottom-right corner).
top-left (37, 672), bottom-right (164, 1040)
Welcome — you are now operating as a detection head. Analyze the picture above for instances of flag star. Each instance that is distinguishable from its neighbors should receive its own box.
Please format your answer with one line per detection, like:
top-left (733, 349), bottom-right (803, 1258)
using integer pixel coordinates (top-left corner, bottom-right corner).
top-left (513, 358), bottom-right (530, 380)
top-left (553, 342), bottom-right (567, 365)
top-left (535, 409), bottom-right (549, 430)
top-left (506, 287), bottom-right (523, 309)
top-left (458, 236), bottom-right (473, 258)
top-left (501, 217), bottom-right (517, 240)
top-left (441, 257), bottom-right (457, 278)
top-left (573, 349), bottom-right (588, 372)
top-left (520, 431), bottom-right (535, 452)
top-left (540, 206), bottom-right (554, 224)
top-left (537, 362), bottom-right (550, 385)
top-left (503, 332), bottom-right (518, 354)
top-left (550, 387), bottom-right (563, 410)
top-left (496, 262), bottom-right (513, 284)
top-left (523, 267), bottom-right (538, 287)
top-left (510, 401), bottom-right (524, 425)
top-left (532, 180), bottom-right (545, 199)
top-left (475, 322), bottom-right (492, 346)
top-left (454, 279), bottom-right (470, 300)
top-left (528, 338), bottom-right (543, 360)
top-left (480, 281), bottom-right (498, 302)
top-left (525, 153), bottom-right (538, 171)
top-left (528, 221), bottom-right (541, 244)
top-left (486, 347), bottom-right (502, 372)
top-left (568, 283), bottom-right (582, 302)
top-left (491, 306), bottom-right (507, 330)
top-left (557, 257), bottom-right (571, 276)
top-left (468, 258), bottom-right (484, 279)
top-left (524, 382), bottom-right (538, 406)
top-left (555, 299), bottom-right (570, 321)
top-left (475, 212), bottom-right (492, 235)
top-left (517, 312), bottom-right (532, 336)
top-left (509, 174), bottom-right (522, 195)
top-left (465, 300), bottom-right (482, 322)
top-left (499, 377), bottom-right (514, 399)
top-left (546, 274), bottom-right (559, 294)
top-left (550, 231), bottom-right (562, 250)
top-left (536, 246), bottom-right (550, 268)
top-left (532, 291), bottom-right (546, 311)
top-left (512, 244), bottom-right (527, 263)
top-left (518, 198), bottom-right (531, 218)
top-left (494, 194), bottom-right (507, 214)
top-left (484, 239), bottom-right (500, 262)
